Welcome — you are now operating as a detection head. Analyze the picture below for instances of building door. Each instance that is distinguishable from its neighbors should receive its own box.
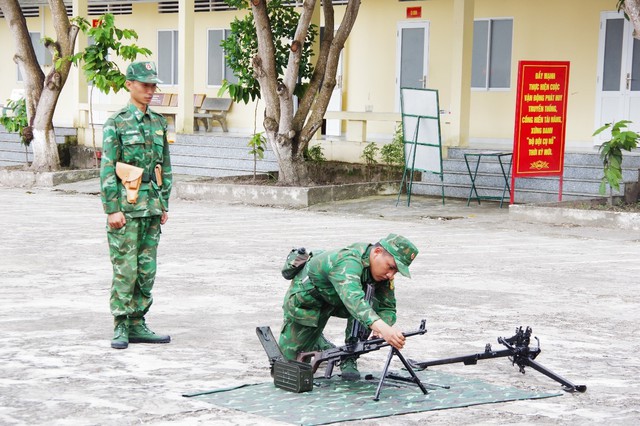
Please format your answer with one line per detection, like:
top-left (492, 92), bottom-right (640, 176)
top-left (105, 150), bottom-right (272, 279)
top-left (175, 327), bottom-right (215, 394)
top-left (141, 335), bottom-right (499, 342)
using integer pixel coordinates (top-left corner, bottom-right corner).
top-left (595, 12), bottom-right (640, 142)
top-left (396, 21), bottom-right (430, 111)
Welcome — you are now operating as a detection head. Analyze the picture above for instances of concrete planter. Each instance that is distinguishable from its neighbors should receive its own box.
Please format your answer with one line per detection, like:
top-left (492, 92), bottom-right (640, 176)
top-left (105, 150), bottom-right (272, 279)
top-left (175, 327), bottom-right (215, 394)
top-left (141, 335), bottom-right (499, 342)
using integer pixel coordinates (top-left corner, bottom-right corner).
top-left (0, 165), bottom-right (99, 188)
top-left (173, 178), bottom-right (401, 208)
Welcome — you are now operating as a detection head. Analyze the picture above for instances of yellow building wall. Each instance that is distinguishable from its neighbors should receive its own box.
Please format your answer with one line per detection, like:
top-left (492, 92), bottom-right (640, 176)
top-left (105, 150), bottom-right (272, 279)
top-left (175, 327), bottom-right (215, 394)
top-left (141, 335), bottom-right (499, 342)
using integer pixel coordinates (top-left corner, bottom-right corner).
top-left (0, 0), bottom-right (623, 151)
top-left (341, 0), bottom-right (455, 138)
top-left (471, 0), bottom-right (613, 147)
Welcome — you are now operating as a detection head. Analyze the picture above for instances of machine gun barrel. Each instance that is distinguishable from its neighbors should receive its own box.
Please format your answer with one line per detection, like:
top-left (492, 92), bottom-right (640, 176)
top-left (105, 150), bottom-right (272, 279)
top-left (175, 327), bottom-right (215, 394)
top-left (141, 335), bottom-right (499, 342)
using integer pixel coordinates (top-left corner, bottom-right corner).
top-left (409, 346), bottom-right (540, 369)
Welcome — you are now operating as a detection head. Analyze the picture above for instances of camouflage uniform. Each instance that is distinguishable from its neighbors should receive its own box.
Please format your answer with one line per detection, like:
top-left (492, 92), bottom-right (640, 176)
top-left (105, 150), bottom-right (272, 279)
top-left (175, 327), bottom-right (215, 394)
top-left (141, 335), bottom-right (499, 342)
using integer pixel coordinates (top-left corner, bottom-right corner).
top-left (100, 64), bottom-right (172, 336)
top-left (278, 235), bottom-right (418, 360)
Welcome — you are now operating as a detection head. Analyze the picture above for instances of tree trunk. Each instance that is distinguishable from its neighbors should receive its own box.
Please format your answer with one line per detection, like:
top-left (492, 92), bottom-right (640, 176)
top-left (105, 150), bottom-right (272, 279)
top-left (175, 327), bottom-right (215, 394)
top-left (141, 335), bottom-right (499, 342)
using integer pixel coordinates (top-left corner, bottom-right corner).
top-left (622, 0), bottom-right (640, 39)
top-left (0, 0), bottom-right (78, 171)
top-left (250, 0), bottom-right (361, 186)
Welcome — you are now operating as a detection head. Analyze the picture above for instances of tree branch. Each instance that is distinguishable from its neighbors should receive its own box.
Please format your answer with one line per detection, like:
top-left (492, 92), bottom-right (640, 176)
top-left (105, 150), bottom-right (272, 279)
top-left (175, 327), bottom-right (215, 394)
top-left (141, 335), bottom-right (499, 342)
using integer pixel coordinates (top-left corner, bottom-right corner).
top-left (294, 0), bottom-right (335, 128)
top-left (299, 0), bottom-right (361, 143)
top-left (0, 0), bottom-right (45, 117)
top-left (622, 0), bottom-right (640, 39)
top-left (283, 0), bottom-right (315, 95)
top-left (250, 0), bottom-right (280, 129)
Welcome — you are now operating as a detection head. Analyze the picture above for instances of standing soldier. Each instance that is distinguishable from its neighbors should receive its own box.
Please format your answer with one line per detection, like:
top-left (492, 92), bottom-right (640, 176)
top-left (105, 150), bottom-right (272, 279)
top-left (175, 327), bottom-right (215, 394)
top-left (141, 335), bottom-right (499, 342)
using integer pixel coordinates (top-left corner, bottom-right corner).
top-left (100, 61), bottom-right (173, 350)
top-left (278, 234), bottom-right (419, 380)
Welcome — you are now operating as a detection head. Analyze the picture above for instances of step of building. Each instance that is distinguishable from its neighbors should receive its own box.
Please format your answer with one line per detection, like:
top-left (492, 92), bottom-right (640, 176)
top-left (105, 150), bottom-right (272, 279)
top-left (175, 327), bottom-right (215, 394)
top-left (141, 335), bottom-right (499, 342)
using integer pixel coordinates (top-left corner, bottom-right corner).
top-left (170, 133), bottom-right (279, 177)
top-left (0, 127), bottom-right (77, 166)
top-left (412, 147), bottom-right (640, 203)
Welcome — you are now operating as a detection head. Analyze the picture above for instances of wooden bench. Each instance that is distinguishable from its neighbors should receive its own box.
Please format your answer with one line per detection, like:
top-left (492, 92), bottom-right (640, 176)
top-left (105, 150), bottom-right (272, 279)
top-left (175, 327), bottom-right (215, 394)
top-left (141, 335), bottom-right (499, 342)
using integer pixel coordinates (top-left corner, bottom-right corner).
top-left (197, 97), bottom-right (233, 132)
top-left (149, 93), bottom-right (207, 130)
top-left (149, 93), bottom-right (173, 107)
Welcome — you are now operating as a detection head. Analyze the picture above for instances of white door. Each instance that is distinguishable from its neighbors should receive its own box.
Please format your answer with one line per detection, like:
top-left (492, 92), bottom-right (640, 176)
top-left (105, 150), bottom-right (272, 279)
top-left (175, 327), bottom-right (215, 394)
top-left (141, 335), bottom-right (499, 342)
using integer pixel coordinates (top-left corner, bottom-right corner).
top-left (595, 12), bottom-right (640, 142)
top-left (88, 86), bottom-right (111, 126)
top-left (325, 49), bottom-right (343, 136)
top-left (396, 21), bottom-right (430, 111)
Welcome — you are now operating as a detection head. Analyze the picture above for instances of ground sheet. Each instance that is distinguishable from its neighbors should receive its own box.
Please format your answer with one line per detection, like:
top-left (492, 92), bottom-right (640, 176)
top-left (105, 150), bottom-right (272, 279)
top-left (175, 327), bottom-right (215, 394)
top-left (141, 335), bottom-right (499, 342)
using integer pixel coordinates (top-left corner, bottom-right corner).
top-left (184, 369), bottom-right (561, 425)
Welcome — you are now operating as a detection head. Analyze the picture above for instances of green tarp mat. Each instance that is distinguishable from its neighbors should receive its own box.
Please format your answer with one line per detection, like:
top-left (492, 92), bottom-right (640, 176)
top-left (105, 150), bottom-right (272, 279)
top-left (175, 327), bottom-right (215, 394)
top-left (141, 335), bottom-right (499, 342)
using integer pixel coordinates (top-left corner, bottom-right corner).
top-left (184, 369), bottom-right (561, 425)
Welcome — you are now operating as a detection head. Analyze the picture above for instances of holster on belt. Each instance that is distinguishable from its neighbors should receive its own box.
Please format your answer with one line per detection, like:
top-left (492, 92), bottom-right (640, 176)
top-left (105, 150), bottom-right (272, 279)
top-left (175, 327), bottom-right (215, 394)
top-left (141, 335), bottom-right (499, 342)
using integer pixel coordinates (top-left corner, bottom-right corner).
top-left (115, 162), bottom-right (144, 204)
top-left (154, 164), bottom-right (163, 187)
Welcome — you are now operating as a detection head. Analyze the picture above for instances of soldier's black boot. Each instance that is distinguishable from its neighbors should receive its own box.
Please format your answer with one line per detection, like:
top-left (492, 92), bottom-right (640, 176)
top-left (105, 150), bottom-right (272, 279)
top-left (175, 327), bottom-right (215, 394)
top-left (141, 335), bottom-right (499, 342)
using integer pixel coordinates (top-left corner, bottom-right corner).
top-left (340, 357), bottom-right (361, 381)
top-left (129, 318), bottom-right (171, 344)
top-left (111, 317), bottom-right (129, 349)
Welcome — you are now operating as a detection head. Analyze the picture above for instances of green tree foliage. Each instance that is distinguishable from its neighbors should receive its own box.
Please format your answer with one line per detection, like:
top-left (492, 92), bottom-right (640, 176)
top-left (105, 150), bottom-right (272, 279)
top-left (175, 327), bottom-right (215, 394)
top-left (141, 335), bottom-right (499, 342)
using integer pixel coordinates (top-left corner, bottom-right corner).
top-left (219, 0), bottom-right (317, 104)
top-left (67, 14), bottom-right (151, 95)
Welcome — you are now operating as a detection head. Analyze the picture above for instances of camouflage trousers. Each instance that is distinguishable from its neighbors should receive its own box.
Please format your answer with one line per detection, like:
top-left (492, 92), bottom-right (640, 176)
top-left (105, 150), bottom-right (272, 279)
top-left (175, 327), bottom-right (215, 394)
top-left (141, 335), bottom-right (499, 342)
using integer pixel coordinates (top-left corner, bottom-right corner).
top-left (279, 315), bottom-right (361, 360)
top-left (107, 215), bottom-right (161, 325)
top-left (279, 269), bottom-right (375, 360)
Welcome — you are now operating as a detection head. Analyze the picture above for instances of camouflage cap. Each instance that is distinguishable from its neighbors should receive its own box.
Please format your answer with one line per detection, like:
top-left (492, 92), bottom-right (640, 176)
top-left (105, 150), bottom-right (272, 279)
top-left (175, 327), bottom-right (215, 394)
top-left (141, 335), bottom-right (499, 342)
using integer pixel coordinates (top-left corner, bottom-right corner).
top-left (125, 61), bottom-right (162, 84)
top-left (379, 233), bottom-right (419, 278)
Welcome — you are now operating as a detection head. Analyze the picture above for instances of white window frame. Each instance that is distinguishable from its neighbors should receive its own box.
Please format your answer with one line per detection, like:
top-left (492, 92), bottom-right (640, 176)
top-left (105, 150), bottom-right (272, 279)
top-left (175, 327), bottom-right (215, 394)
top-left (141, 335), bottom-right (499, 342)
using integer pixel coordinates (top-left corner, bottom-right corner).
top-left (206, 28), bottom-right (238, 87)
top-left (17, 32), bottom-right (52, 82)
top-left (471, 18), bottom-right (513, 91)
top-left (157, 29), bottom-right (179, 86)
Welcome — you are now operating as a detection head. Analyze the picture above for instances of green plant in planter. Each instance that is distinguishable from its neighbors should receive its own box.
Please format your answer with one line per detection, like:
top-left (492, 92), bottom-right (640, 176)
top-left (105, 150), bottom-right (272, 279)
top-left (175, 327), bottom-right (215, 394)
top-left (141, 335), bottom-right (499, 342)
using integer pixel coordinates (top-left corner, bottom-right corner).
top-left (248, 132), bottom-right (267, 179)
top-left (361, 142), bottom-right (379, 166)
top-left (0, 98), bottom-right (29, 163)
top-left (305, 144), bottom-right (326, 163)
top-left (381, 123), bottom-right (405, 168)
top-left (593, 120), bottom-right (640, 199)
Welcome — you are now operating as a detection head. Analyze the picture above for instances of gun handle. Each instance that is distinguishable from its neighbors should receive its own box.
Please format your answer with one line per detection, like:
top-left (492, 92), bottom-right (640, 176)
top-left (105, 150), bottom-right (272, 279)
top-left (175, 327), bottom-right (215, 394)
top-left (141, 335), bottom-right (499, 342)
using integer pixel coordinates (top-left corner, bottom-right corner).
top-left (324, 360), bottom-right (336, 379)
top-left (296, 351), bottom-right (322, 373)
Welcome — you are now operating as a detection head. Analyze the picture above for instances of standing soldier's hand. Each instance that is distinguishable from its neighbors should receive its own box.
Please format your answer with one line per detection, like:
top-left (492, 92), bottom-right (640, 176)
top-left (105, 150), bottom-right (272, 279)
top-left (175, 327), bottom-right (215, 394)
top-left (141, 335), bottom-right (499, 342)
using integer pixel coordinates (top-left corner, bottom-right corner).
top-left (160, 211), bottom-right (168, 225)
top-left (107, 212), bottom-right (126, 229)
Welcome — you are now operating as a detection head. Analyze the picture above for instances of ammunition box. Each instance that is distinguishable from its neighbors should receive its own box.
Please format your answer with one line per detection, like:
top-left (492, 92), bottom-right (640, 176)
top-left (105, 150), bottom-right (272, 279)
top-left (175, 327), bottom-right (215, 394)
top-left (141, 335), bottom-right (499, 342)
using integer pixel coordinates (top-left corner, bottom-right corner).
top-left (273, 359), bottom-right (313, 393)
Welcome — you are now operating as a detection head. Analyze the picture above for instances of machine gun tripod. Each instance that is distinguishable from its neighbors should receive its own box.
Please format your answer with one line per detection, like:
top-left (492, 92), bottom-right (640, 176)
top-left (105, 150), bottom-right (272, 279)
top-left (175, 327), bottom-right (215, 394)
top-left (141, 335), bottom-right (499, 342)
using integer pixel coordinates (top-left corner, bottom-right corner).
top-left (408, 326), bottom-right (586, 393)
top-left (257, 319), bottom-right (431, 400)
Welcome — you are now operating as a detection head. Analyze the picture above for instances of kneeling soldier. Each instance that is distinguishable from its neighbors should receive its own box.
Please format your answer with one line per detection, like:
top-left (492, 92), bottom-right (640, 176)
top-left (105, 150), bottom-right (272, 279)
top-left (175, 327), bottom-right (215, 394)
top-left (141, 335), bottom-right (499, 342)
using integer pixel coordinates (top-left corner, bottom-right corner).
top-left (278, 234), bottom-right (419, 380)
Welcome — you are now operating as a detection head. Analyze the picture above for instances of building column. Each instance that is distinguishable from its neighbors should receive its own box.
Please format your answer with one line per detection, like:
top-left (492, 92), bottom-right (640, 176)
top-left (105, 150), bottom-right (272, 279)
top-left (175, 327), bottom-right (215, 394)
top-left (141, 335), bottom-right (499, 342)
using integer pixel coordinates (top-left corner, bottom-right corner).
top-left (448, 0), bottom-right (474, 147)
top-left (177, 0), bottom-right (194, 133)
top-left (71, 0), bottom-right (88, 133)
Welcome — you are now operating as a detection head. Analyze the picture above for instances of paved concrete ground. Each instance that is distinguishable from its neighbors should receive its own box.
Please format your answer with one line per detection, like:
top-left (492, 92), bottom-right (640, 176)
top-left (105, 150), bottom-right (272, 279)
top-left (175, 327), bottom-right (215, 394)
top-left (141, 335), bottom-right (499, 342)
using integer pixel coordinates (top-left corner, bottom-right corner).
top-left (0, 182), bottom-right (639, 425)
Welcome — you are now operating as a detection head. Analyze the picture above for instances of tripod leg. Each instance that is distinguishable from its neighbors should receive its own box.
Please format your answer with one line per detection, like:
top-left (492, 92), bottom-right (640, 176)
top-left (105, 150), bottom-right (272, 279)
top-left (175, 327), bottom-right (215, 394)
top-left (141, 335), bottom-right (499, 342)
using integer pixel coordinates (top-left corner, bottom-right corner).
top-left (373, 347), bottom-right (395, 401)
top-left (394, 349), bottom-right (428, 395)
top-left (524, 358), bottom-right (587, 393)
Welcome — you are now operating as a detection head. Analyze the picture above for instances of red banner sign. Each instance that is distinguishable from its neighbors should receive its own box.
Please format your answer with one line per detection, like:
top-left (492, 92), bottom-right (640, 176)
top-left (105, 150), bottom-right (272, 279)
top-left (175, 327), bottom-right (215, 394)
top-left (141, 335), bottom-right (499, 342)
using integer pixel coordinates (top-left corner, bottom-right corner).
top-left (407, 7), bottom-right (422, 19)
top-left (512, 61), bottom-right (570, 178)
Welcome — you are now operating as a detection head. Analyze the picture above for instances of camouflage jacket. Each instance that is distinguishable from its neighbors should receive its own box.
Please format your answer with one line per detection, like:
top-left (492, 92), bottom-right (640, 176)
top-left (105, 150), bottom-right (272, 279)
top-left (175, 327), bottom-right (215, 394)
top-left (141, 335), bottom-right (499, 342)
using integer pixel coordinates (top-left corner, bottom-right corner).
top-left (100, 102), bottom-right (172, 217)
top-left (282, 243), bottom-right (396, 328)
